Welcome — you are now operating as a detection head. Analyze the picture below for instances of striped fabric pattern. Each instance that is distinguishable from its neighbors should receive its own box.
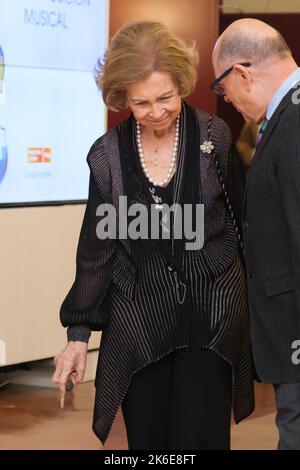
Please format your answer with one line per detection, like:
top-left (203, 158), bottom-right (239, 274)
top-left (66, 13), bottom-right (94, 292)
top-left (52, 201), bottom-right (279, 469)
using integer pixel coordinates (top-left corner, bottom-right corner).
top-left (62, 108), bottom-right (254, 445)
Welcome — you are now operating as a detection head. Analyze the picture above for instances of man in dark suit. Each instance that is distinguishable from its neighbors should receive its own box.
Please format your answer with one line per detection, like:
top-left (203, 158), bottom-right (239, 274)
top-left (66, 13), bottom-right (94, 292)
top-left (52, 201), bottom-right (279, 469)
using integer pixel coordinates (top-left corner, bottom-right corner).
top-left (212, 18), bottom-right (300, 449)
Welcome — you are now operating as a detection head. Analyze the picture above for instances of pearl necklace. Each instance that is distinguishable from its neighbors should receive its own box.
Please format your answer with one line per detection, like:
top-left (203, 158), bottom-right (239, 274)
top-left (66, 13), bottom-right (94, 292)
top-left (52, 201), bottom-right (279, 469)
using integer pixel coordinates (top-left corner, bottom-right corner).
top-left (136, 116), bottom-right (180, 187)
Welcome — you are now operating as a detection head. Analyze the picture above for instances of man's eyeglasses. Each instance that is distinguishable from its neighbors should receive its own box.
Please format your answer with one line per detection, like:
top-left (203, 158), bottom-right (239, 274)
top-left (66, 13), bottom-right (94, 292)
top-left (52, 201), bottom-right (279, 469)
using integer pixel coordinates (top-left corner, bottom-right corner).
top-left (210, 62), bottom-right (251, 96)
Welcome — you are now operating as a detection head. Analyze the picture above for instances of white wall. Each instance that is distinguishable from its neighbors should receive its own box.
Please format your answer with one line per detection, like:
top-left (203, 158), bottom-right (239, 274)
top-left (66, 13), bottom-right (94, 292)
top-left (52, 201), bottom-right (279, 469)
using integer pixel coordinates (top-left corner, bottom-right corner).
top-left (0, 204), bottom-right (100, 366)
top-left (222, 0), bottom-right (300, 13)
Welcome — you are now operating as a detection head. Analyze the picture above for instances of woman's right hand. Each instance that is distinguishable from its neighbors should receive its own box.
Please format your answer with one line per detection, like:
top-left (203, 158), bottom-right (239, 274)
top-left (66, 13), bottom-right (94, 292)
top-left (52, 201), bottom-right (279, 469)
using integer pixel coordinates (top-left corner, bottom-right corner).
top-left (52, 341), bottom-right (88, 394)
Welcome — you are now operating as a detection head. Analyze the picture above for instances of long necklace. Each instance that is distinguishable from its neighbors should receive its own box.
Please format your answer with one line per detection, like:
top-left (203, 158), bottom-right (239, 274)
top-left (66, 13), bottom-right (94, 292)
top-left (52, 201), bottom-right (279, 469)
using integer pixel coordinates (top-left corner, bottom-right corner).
top-left (152, 139), bottom-right (169, 166)
top-left (149, 140), bottom-right (167, 166)
top-left (136, 116), bottom-right (180, 187)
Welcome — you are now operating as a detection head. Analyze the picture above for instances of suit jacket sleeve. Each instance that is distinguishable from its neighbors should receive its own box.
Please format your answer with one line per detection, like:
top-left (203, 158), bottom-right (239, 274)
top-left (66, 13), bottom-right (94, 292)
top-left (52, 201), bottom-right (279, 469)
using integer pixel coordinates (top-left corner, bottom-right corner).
top-left (60, 162), bottom-right (116, 331)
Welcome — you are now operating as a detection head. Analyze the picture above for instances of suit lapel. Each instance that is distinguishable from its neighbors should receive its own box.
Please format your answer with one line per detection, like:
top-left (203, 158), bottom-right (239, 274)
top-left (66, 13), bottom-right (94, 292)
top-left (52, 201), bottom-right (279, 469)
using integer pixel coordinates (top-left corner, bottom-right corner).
top-left (243, 89), bottom-right (294, 220)
top-left (247, 88), bottom-right (293, 179)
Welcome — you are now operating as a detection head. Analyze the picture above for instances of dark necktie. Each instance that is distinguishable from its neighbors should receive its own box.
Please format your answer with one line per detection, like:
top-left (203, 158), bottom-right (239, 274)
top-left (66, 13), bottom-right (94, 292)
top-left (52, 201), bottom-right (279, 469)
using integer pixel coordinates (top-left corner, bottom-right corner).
top-left (256, 118), bottom-right (268, 145)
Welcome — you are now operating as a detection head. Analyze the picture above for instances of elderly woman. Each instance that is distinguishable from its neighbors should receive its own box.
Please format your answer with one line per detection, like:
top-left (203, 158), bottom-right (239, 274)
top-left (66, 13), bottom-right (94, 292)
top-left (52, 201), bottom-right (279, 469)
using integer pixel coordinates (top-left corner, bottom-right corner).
top-left (53, 21), bottom-right (254, 450)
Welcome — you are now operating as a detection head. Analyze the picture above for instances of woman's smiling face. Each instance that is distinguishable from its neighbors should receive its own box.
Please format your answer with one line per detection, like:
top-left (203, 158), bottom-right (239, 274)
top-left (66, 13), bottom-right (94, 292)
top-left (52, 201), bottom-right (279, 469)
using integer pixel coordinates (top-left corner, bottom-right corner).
top-left (127, 71), bottom-right (182, 131)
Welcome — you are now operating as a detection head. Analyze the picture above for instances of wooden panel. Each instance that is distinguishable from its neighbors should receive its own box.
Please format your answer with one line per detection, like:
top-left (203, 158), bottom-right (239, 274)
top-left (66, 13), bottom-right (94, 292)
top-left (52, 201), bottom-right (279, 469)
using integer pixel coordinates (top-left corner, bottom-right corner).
top-left (108, 0), bottom-right (219, 128)
top-left (0, 205), bottom-right (100, 365)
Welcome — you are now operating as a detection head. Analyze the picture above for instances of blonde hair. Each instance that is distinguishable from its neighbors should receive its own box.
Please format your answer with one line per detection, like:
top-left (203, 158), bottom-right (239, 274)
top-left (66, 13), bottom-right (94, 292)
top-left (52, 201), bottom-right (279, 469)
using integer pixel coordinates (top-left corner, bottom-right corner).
top-left (96, 21), bottom-right (199, 110)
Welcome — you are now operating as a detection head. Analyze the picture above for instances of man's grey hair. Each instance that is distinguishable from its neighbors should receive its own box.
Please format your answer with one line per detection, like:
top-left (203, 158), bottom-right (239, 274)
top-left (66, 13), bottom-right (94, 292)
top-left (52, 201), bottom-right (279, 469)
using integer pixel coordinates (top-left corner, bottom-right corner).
top-left (217, 30), bottom-right (292, 67)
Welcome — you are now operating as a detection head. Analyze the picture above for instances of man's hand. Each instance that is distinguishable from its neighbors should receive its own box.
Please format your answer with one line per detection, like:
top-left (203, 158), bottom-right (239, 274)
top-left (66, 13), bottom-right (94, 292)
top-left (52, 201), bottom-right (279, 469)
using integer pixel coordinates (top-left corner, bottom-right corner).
top-left (52, 341), bottom-right (88, 394)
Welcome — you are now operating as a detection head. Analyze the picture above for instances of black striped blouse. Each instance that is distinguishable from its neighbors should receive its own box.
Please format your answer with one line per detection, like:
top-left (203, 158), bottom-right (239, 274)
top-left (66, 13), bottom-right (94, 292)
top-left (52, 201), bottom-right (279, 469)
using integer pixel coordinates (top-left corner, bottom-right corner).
top-left (62, 105), bottom-right (255, 445)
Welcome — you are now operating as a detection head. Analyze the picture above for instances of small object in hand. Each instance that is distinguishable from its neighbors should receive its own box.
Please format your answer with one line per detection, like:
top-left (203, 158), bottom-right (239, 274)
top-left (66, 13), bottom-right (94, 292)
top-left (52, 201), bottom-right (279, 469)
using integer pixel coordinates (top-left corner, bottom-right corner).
top-left (59, 390), bottom-right (65, 409)
top-left (59, 380), bottom-right (73, 408)
top-left (66, 380), bottom-right (74, 391)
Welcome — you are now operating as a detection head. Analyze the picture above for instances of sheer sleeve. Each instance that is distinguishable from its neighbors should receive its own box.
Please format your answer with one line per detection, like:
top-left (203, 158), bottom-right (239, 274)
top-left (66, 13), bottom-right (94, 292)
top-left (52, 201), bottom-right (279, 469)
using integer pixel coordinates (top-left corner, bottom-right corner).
top-left (67, 325), bottom-right (91, 343)
top-left (60, 172), bottom-right (116, 331)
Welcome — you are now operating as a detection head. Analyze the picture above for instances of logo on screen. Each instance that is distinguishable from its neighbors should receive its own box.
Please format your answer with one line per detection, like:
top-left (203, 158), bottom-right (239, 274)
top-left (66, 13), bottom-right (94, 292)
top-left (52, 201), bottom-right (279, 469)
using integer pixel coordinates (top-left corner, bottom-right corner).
top-left (27, 148), bottom-right (52, 163)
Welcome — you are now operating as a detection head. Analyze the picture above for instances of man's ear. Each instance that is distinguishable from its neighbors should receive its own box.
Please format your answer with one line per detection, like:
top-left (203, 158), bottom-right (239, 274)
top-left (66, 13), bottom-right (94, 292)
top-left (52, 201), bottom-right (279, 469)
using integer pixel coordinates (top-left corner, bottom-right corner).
top-left (233, 64), bottom-right (252, 90)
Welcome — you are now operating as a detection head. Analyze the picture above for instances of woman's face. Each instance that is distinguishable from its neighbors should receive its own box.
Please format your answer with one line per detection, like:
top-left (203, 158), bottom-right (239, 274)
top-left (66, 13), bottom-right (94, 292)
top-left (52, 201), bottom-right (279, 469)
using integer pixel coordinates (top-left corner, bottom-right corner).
top-left (127, 71), bottom-right (182, 131)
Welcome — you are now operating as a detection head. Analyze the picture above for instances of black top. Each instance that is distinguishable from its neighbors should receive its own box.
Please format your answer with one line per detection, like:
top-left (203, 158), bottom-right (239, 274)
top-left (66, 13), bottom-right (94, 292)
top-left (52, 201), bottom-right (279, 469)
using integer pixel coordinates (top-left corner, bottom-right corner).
top-left (62, 103), bottom-right (254, 445)
top-left (67, 142), bottom-right (177, 343)
top-left (130, 138), bottom-right (175, 249)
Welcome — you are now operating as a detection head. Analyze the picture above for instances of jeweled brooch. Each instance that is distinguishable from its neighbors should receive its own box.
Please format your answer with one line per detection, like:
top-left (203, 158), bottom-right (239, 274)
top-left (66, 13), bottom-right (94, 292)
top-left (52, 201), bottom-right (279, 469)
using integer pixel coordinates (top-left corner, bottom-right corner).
top-left (200, 140), bottom-right (214, 154)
